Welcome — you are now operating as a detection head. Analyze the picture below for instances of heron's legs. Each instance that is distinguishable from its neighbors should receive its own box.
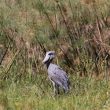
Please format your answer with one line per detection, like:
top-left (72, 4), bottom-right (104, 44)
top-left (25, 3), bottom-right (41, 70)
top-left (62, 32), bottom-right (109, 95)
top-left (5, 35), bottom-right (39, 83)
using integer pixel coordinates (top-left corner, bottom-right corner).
top-left (63, 88), bottom-right (68, 93)
top-left (52, 82), bottom-right (59, 95)
top-left (63, 85), bottom-right (69, 93)
top-left (63, 80), bottom-right (70, 93)
top-left (55, 84), bottom-right (60, 94)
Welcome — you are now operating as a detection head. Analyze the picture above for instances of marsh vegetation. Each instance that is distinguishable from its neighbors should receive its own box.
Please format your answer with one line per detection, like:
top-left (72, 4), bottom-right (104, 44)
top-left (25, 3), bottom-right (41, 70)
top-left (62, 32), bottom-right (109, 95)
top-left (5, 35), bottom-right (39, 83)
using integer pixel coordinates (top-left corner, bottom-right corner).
top-left (0, 0), bottom-right (110, 110)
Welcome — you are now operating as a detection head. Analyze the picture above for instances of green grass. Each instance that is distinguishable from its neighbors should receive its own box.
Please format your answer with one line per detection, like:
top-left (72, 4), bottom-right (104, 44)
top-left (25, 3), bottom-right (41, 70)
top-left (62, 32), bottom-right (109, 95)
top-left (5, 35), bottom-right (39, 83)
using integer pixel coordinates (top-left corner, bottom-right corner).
top-left (0, 74), bottom-right (110, 110)
top-left (0, 0), bottom-right (110, 110)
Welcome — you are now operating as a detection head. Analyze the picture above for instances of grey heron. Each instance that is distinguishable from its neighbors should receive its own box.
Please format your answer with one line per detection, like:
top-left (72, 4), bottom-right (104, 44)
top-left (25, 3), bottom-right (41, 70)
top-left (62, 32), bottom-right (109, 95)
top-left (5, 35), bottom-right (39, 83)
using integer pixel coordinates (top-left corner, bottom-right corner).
top-left (42, 51), bottom-right (70, 94)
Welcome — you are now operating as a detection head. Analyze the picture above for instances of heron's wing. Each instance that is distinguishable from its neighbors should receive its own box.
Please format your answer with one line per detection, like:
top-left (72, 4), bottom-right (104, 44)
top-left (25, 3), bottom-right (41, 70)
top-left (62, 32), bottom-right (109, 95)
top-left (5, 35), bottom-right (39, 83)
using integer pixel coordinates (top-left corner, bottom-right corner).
top-left (49, 66), bottom-right (69, 86)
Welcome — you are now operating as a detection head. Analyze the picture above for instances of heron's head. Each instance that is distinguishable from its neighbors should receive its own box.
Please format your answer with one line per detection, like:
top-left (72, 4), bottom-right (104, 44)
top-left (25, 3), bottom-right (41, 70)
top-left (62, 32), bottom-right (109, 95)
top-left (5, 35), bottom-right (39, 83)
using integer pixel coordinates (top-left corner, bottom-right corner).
top-left (42, 51), bottom-right (55, 64)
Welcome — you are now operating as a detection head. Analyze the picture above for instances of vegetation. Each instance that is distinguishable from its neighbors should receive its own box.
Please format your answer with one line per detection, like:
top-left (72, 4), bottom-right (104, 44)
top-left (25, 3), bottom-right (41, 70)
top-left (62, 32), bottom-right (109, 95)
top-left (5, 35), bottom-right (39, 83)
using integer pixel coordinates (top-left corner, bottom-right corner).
top-left (1, 75), bottom-right (110, 110)
top-left (0, 0), bottom-right (110, 110)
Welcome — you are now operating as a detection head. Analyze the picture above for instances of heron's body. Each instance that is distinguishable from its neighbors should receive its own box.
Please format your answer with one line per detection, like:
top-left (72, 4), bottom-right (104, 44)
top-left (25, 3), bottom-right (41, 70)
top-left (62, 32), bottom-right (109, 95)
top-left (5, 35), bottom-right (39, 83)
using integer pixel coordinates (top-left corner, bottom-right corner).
top-left (43, 51), bottom-right (70, 94)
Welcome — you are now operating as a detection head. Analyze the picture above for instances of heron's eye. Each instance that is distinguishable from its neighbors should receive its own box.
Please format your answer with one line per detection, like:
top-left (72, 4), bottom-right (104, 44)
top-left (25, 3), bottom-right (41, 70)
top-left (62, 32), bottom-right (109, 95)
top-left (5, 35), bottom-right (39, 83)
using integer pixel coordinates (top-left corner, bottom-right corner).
top-left (48, 53), bottom-right (53, 55)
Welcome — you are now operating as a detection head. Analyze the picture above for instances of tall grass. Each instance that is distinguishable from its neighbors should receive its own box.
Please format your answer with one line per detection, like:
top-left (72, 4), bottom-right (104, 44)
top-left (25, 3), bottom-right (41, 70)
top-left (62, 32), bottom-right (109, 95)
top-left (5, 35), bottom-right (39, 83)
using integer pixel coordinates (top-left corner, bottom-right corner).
top-left (1, 74), bottom-right (110, 110)
top-left (0, 0), bottom-right (110, 109)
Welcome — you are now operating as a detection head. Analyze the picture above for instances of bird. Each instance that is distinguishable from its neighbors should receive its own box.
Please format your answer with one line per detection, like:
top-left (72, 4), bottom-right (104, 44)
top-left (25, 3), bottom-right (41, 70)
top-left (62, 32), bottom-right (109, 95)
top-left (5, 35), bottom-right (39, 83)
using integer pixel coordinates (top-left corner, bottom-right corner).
top-left (42, 51), bottom-right (70, 95)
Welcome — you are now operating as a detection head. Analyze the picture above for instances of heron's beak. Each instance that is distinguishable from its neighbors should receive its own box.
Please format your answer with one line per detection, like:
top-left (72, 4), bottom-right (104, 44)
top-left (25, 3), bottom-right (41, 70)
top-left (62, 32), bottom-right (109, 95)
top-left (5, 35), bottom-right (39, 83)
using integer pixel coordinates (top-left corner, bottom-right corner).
top-left (42, 55), bottom-right (49, 63)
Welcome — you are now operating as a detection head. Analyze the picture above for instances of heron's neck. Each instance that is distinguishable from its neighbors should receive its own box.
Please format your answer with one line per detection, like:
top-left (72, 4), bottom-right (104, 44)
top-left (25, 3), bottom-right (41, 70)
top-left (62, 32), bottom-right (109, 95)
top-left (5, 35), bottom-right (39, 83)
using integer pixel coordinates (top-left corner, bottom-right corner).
top-left (45, 59), bottom-right (53, 69)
